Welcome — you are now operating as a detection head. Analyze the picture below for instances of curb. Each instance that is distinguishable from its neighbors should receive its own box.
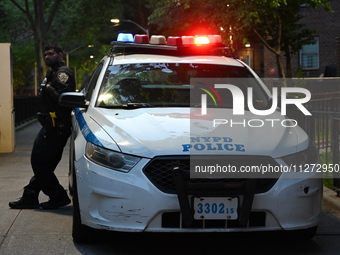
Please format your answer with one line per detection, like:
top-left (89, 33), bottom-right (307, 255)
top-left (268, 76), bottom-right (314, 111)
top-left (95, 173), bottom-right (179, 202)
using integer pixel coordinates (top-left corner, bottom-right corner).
top-left (15, 119), bottom-right (38, 132)
top-left (323, 186), bottom-right (340, 211)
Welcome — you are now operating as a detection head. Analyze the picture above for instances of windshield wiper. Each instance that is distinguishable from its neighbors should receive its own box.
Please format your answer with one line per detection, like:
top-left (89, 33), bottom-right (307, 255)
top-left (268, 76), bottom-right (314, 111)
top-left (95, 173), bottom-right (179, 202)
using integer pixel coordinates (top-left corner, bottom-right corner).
top-left (123, 103), bottom-right (154, 108)
top-left (101, 103), bottom-right (154, 109)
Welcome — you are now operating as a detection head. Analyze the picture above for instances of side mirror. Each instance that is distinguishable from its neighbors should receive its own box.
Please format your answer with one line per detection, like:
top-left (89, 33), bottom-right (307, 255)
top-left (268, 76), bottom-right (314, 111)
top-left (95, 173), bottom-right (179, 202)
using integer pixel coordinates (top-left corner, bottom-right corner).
top-left (59, 92), bottom-right (89, 108)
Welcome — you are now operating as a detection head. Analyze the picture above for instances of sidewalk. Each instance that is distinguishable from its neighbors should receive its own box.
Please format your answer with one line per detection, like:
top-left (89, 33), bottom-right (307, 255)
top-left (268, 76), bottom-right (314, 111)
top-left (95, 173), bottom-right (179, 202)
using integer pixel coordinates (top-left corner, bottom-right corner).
top-left (0, 120), bottom-right (70, 200)
top-left (0, 121), bottom-right (74, 255)
top-left (323, 186), bottom-right (340, 212)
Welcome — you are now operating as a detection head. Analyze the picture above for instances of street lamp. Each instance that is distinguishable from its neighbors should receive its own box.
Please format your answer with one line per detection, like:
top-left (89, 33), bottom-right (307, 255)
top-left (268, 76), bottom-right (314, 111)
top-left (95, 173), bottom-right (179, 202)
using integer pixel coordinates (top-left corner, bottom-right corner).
top-left (65, 45), bottom-right (94, 67)
top-left (110, 19), bottom-right (149, 37)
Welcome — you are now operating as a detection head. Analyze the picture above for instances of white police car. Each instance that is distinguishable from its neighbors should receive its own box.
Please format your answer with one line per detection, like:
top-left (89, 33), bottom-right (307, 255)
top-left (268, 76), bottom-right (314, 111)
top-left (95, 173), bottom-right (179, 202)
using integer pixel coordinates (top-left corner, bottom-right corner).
top-left (60, 33), bottom-right (322, 243)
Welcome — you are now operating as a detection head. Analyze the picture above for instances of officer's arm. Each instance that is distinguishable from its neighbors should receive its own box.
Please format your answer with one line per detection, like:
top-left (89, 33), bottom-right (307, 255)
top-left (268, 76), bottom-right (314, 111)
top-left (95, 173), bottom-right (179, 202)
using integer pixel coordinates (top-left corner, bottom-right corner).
top-left (45, 71), bottom-right (75, 102)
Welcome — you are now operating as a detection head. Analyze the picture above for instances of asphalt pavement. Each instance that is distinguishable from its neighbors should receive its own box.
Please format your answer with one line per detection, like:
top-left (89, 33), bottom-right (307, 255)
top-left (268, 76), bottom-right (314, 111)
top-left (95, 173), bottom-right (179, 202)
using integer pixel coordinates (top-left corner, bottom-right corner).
top-left (1, 120), bottom-right (340, 255)
top-left (0, 121), bottom-right (75, 255)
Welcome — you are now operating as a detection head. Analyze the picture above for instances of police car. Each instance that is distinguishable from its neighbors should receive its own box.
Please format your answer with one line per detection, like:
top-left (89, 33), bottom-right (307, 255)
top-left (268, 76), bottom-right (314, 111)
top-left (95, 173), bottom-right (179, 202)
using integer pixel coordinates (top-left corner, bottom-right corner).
top-left (60, 33), bottom-right (322, 243)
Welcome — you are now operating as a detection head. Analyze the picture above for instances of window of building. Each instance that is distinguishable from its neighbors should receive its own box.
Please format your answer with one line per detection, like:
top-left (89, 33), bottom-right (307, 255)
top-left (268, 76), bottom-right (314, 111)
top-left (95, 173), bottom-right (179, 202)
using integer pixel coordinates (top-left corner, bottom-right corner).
top-left (299, 38), bottom-right (319, 70)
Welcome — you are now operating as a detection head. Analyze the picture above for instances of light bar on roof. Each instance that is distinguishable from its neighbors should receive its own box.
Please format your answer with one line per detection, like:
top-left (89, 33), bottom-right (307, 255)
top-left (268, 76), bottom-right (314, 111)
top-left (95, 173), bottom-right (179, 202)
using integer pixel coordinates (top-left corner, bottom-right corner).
top-left (115, 33), bottom-right (224, 46)
top-left (112, 33), bottom-right (228, 57)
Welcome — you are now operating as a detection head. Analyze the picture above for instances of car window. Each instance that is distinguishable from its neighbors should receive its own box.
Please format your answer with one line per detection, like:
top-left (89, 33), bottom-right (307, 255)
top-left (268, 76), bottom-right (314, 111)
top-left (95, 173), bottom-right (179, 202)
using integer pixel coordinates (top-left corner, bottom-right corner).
top-left (84, 62), bottom-right (104, 101)
top-left (96, 63), bottom-right (269, 109)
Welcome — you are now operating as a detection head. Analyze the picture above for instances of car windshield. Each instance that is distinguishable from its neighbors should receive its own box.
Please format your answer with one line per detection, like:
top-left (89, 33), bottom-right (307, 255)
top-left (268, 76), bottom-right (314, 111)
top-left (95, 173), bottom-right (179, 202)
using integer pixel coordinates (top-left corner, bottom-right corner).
top-left (96, 63), bottom-right (270, 109)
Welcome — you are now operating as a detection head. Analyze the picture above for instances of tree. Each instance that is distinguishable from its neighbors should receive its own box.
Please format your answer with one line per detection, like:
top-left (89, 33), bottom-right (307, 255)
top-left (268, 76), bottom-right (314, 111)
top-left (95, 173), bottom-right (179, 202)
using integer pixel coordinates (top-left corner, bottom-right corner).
top-left (61, 0), bottom-right (152, 88)
top-left (280, 4), bottom-right (317, 77)
top-left (1, 0), bottom-right (153, 94)
top-left (147, 0), bottom-right (332, 79)
top-left (9, 0), bottom-right (63, 83)
top-left (0, 2), bottom-right (35, 95)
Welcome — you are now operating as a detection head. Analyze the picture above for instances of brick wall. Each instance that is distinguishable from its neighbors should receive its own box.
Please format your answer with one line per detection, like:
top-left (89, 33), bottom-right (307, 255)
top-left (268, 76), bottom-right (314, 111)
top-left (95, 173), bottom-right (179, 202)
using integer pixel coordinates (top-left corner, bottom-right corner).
top-left (298, 0), bottom-right (340, 77)
top-left (263, 47), bottom-right (278, 78)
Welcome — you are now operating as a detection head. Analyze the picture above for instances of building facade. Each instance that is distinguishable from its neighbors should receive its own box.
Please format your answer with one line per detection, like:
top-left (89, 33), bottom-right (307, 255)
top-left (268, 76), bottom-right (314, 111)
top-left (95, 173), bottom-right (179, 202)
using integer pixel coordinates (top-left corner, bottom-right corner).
top-left (238, 0), bottom-right (340, 78)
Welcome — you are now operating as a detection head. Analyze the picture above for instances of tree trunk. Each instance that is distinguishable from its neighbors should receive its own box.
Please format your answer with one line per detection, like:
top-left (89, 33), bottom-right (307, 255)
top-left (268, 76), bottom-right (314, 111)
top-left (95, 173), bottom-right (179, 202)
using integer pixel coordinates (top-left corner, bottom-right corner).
top-left (276, 53), bottom-right (286, 79)
top-left (34, 0), bottom-right (48, 84)
top-left (285, 50), bottom-right (292, 78)
top-left (10, 0), bottom-right (62, 84)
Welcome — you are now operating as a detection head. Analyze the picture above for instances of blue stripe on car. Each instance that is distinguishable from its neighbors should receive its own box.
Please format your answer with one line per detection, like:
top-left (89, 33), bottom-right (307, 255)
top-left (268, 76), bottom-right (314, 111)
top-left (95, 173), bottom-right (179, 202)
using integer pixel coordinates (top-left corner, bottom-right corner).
top-left (74, 108), bottom-right (104, 147)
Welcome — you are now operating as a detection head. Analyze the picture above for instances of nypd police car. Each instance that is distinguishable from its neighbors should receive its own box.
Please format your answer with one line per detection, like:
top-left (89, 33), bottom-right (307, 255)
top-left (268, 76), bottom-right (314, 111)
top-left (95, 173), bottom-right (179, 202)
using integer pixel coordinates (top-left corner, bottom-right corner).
top-left (60, 33), bottom-right (322, 243)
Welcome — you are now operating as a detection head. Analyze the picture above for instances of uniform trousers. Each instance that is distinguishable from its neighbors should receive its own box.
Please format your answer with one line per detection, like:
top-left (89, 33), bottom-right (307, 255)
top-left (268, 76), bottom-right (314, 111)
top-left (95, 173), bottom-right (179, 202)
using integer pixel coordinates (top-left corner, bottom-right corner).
top-left (25, 126), bottom-right (70, 199)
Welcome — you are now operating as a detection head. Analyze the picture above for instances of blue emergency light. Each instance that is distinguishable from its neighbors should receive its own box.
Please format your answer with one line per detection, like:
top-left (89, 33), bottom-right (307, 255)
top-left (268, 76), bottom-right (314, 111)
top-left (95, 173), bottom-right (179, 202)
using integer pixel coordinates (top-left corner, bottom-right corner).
top-left (117, 33), bottom-right (134, 42)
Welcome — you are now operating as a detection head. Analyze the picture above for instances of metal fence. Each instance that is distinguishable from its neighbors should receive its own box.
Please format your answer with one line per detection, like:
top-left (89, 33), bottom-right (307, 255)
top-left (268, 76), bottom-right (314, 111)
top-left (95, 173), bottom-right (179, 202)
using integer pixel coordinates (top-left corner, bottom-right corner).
top-left (287, 89), bottom-right (340, 195)
top-left (14, 96), bottom-right (40, 127)
top-left (331, 117), bottom-right (340, 195)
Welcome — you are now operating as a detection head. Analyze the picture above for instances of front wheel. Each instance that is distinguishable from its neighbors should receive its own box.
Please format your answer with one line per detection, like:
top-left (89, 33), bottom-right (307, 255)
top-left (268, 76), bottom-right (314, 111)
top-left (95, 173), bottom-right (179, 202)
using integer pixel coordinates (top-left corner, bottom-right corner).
top-left (280, 226), bottom-right (318, 241)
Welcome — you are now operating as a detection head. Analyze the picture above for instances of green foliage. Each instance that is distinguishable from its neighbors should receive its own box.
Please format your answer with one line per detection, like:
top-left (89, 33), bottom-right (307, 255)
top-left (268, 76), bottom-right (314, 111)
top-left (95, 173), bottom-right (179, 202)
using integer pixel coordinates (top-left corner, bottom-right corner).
top-left (11, 41), bottom-right (36, 96)
top-left (0, 1), bottom-right (35, 95)
top-left (294, 67), bottom-right (305, 79)
top-left (320, 152), bottom-right (334, 189)
top-left (53, 0), bottom-right (122, 88)
top-left (0, 1), bottom-right (31, 42)
top-left (61, 0), bottom-right (152, 88)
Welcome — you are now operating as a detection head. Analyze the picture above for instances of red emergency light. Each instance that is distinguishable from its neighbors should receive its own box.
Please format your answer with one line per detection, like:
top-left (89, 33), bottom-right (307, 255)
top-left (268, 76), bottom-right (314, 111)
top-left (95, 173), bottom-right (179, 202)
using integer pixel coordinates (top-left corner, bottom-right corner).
top-left (134, 34), bottom-right (149, 44)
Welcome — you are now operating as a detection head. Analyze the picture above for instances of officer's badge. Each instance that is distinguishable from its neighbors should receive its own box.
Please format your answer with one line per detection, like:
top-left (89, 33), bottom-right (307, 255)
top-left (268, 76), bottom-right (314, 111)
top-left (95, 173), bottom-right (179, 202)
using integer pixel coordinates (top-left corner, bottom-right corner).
top-left (57, 72), bottom-right (69, 84)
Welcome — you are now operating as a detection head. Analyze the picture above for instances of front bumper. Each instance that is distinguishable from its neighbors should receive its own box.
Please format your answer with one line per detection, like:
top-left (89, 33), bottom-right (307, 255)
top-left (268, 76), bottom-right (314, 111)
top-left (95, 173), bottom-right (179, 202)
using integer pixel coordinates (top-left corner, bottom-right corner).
top-left (75, 156), bottom-right (323, 233)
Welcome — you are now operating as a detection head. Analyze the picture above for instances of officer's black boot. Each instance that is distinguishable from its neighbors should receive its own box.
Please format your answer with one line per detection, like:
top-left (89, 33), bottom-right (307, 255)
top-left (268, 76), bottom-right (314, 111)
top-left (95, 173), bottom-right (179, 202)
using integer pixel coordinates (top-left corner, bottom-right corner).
top-left (9, 188), bottom-right (40, 209)
top-left (40, 190), bottom-right (71, 210)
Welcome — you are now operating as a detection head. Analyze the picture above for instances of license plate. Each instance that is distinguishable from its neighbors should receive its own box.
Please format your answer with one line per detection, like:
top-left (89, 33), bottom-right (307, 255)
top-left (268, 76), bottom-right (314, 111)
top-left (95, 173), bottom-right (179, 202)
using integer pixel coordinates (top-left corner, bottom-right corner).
top-left (193, 197), bottom-right (238, 220)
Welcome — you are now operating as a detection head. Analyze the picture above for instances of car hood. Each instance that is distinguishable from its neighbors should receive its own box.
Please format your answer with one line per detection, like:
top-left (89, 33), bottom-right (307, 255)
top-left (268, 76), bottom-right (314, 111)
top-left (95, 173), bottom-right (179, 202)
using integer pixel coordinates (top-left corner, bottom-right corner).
top-left (91, 107), bottom-right (309, 159)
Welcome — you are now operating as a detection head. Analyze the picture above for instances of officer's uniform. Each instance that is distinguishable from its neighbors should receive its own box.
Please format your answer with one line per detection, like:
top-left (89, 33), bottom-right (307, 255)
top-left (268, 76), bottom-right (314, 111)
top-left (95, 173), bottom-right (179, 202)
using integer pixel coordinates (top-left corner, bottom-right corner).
top-left (24, 62), bottom-right (75, 208)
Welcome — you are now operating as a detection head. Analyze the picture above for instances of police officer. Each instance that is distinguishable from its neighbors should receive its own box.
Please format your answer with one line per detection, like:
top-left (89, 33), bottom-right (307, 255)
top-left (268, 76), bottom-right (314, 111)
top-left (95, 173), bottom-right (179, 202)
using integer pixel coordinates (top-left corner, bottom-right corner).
top-left (9, 43), bottom-right (75, 210)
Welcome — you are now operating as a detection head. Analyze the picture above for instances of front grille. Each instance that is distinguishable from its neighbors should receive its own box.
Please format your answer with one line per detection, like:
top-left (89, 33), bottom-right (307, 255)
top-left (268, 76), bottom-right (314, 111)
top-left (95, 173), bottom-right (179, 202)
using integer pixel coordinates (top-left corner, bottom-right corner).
top-left (162, 211), bottom-right (266, 228)
top-left (143, 156), bottom-right (280, 195)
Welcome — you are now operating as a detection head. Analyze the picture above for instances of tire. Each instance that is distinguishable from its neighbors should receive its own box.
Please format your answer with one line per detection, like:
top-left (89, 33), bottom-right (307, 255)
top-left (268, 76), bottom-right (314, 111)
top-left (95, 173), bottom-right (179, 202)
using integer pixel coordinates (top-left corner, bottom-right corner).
top-left (68, 138), bottom-right (75, 196)
top-left (68, 125), bottom-right (78, 196)
top-left (280, 226), bottom-right (318, 241)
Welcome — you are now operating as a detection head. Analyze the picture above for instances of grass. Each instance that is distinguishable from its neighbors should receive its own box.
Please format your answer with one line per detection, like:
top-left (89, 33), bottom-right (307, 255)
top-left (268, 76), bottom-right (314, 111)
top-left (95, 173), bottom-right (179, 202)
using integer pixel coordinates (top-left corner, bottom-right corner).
top-left (320, 152), bottom-right (334, 190)
top-left (324, 177), bottom-right (333, 190)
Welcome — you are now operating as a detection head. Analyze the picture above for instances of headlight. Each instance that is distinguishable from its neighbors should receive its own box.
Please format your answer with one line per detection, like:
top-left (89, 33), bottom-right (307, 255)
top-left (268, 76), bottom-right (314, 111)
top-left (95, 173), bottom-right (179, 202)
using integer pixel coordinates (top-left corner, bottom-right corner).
top-left (281, 144), bottom-right (319, 171)
top-left (85, 142), bottom-right (141, 173)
